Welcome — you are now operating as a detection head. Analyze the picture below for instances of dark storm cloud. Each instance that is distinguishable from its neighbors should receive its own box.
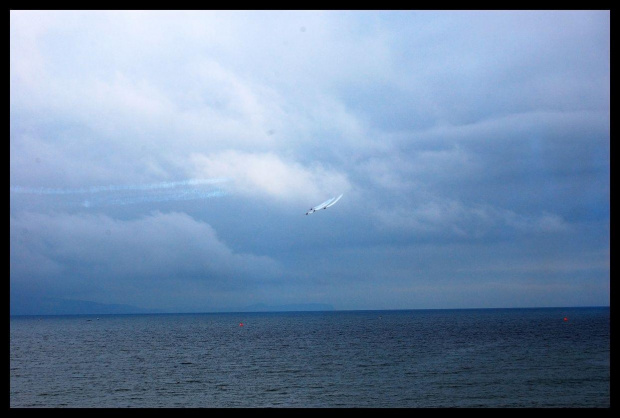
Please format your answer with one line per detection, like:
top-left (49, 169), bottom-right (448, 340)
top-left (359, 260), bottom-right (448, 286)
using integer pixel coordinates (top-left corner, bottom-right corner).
top-left (10, 211), bottom-right (283, 311)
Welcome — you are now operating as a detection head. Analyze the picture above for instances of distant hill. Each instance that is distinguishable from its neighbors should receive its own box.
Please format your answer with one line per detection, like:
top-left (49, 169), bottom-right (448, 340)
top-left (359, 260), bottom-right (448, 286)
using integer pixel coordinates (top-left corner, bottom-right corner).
top-left (227, 303), bottom-right (335, 313)
top-left (10, 294), bottom-right (334, 316)
top-left (10, 295), bottom-right (159, 316)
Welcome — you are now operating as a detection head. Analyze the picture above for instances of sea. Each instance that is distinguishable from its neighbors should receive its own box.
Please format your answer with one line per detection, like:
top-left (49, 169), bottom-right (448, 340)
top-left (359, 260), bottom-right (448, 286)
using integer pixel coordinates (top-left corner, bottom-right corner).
top-left (10, 307), bottom-right (610, 408)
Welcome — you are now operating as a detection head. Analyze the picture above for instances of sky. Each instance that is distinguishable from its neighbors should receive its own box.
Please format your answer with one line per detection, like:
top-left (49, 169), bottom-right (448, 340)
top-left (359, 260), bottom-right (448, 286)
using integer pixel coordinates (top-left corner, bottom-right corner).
top-left (10, 10), bottom-right (610, 314)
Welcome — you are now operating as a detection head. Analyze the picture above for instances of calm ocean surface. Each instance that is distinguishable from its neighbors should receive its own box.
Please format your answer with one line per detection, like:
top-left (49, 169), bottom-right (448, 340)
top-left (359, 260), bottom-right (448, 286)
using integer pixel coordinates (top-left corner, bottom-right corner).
top-left (10, 307), bottom-right (609, 408)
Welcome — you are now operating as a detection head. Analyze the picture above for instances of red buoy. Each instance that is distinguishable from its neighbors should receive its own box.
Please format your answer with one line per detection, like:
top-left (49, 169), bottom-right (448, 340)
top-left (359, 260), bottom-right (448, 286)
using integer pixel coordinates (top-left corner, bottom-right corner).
top-left (239, 322), bottom-right (244, 327)
top-left (563, 317), bottom-right (568, 322)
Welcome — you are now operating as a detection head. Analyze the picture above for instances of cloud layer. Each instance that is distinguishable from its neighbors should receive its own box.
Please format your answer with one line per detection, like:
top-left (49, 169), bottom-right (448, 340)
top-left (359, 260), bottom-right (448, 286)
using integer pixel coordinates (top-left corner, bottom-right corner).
top-left (10, 11), bottom-right (609, 312)
top-left (11, 211), bottom-right (283, 311)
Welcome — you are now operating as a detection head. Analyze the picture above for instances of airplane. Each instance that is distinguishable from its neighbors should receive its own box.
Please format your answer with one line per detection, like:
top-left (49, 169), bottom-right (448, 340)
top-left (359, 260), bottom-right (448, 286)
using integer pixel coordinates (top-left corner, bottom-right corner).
top-left (305, 194), bottom-right (343, 215)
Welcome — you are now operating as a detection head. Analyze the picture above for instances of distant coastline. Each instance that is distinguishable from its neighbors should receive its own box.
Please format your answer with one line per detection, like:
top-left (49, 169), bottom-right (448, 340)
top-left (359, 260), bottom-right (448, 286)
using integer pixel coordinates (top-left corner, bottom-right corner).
top-left (9, 295), bottom-right (335, 316)
top-left (9, 295), bottom-right (607, 317)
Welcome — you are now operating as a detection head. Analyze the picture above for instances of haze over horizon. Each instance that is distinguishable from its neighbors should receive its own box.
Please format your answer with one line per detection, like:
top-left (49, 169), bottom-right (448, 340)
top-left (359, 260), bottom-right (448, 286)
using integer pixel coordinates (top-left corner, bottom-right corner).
top-left (10, 10), bottom-right (609, 315)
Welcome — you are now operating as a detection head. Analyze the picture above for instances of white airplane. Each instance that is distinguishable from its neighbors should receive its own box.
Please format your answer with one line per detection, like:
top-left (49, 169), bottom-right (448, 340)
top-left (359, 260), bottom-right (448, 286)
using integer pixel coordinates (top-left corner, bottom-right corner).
top-left (305, 194), bottom-right (343, 215)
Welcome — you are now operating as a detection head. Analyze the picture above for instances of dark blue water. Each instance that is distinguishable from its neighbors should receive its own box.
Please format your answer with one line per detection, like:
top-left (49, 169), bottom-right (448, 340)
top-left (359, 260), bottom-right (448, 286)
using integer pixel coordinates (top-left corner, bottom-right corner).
top-left (10, 307), bottom-right (609, 408)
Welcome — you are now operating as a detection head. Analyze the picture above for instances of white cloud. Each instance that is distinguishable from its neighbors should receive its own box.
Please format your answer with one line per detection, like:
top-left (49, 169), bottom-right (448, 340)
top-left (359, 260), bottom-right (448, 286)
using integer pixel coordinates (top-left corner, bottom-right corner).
top-left (190, 150), bottom-right (351, 202)
top-left (11, 10), bottom-right (370, 191)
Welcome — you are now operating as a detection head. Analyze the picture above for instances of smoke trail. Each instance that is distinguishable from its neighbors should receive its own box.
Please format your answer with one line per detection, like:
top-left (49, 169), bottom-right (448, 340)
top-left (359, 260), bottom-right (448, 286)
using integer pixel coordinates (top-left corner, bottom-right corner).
top-left (10, 178), bottom-right (229, 208)
top-left (86, 189), bottom-right (227, 207)
top-left (10, 178), bottom-right (228, 195)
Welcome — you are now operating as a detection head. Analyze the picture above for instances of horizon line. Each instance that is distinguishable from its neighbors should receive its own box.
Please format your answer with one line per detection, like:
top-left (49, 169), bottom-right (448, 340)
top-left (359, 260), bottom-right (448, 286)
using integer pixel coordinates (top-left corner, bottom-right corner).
top-left (10, 305), bottom-right (610, 318)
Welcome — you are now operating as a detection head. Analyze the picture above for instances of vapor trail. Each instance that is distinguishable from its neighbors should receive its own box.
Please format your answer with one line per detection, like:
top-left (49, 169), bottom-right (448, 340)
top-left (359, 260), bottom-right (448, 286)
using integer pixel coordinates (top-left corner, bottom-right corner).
top-left (10, 178), bottom-right (228, 195)
top-left (10, 178), bottom-right (229, 208)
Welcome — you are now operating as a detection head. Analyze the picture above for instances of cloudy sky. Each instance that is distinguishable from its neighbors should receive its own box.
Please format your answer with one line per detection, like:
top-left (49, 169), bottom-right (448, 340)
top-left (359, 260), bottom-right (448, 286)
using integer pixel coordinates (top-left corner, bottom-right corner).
top-left (10, 10), bottom-right (610, 313)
